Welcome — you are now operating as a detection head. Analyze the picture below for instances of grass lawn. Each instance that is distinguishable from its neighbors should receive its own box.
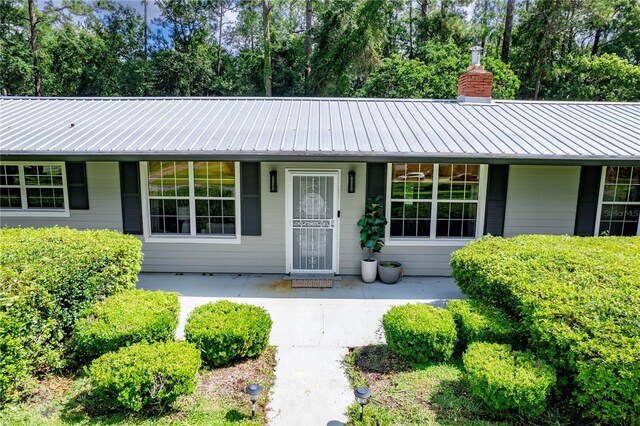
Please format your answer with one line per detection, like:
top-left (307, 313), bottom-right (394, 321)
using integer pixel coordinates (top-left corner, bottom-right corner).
top-left (0, 347), bottom-right (276, 426)
top-left (345, 345), bottom-right (573, 426)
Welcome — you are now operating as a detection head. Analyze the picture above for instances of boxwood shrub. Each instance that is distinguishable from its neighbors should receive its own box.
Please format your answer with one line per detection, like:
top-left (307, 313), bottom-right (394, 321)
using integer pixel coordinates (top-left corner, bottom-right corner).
top-left (382, 303), bottom-right (456, 363)
top-left (185, 300), bottom-right (272, 366)
top-left (463, 342), bottom-right (556, 418)
top-left (451, 235), bottom-right (640, 422)
top-left (71, 290), bottom-right (179, 362)
top-left (88, 340), bottom-right (201, 412)
top-left (447, 299), bottom-right (520, 350)
top-left (0, 227), bottom-right (143, 402)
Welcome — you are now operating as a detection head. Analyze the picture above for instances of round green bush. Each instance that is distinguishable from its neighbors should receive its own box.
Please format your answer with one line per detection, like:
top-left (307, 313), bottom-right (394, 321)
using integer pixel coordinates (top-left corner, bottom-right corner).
top-left (382, 303), bottom-right (456, 363)
top-left (185, 300), bottom-right (272, 366)
top-left (88, 340), bottom-right (201, 412)
top-left (71, 289), bottom-right (179, 362)
top-left (463, 342), bottom-right (557, 418)
top-left (447, 299), bottom-right (520, 350)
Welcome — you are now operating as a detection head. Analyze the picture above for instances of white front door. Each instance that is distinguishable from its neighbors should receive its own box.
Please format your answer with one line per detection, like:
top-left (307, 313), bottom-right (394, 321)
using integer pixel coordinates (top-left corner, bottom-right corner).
top-left (287, 171), bottom-right (339, 273)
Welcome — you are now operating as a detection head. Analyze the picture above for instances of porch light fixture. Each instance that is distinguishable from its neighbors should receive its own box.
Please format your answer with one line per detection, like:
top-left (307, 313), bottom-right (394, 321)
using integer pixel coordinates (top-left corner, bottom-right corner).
top-left (354, 386), bottom-right (371, 421)
top-left (245, 383), bottom-right (263, 418)
top-left (269, 170), bottom-right (278, 193)
top-left (348, 171), bottom-right (356, 193)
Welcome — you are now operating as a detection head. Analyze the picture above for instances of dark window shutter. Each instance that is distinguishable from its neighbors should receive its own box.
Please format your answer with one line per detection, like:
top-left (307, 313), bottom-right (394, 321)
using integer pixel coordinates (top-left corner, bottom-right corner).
top-left (574, 166), bottom-right (602, 236)
top-left (366, 163), bottom-right (387, 214)
top-left (119, 162), bottom-right (143, 235)
top-left (65, 162), bottom-right (89, 209)
top-left (241, 162), bottom-right (261, 236)
top-left (484, 165), bottom-right (509, 236)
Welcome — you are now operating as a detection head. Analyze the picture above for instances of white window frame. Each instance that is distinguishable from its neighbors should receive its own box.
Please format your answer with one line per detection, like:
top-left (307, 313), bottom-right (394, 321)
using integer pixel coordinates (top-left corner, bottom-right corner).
top-left (594, 166), bottom-right (640, 236)
top-left (0, 161), bottom-right (70, 217)
top-left (384, 163), bottom-right (488, 246)
top-left (140, 161), bottom-right (241, 244)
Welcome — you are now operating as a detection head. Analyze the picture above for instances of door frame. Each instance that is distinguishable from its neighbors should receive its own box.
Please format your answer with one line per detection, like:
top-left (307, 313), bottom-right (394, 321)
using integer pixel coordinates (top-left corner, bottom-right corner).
top-left (285, 169), bottom-right (341, 274)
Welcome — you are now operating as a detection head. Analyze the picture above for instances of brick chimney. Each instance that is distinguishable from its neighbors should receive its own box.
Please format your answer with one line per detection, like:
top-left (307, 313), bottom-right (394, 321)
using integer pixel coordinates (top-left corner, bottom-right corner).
top-left (457, 46), bottom-right (493, 103)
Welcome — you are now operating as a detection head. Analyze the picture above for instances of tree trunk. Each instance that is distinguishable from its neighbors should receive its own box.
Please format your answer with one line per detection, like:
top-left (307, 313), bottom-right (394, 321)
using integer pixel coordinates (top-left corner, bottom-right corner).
top-left (217, 3), bottom-right (224, 75)
top-left (439, 0), bottom-right (446, 40)
top-left (28, 0), bottom-right (41, 96)
top-left (304, 0), bottom-right (312, 93)
top-left (501, 0), bottom-right (515, 63)
top-left (592, 27), bottom-right (602, 56)
top-left (262, 0), bottom-right (272, 97)
top-left (421, 0), bottom-right (429, 17)
top-left (409, 0), bottom-right (414, 58)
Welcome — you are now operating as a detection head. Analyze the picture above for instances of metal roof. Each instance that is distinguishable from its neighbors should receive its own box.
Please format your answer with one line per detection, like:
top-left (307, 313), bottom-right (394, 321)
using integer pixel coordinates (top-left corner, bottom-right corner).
top-left (1, 97), bottom-right (639, 163)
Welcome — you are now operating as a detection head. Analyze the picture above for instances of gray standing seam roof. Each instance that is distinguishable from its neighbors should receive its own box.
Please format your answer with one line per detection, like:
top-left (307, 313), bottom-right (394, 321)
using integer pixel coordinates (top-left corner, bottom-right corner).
top-left (1, 97), bottom-right (639, 163)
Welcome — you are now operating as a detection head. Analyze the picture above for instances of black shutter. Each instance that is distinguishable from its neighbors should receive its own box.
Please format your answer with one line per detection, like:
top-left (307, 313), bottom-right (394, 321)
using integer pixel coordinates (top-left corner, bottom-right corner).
top-left (574, 166), bottom-right (602, 236)
top-left (241, 162), bottom-right (261, 236)
top-left (366, 163), bottom-right (387, 213)
top-left (65, 162), bottom-right (89, 209)
top-left (484, 165), bottom-right (509, 236)
top-left (119, 162), bottom-right (143, 235)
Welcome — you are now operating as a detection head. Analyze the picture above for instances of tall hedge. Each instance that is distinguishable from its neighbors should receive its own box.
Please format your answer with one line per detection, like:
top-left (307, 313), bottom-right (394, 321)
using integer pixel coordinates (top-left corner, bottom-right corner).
top-left (0, 227), bottom-right (143, 402)
top-left (450, 235), bottom-right (640, 423)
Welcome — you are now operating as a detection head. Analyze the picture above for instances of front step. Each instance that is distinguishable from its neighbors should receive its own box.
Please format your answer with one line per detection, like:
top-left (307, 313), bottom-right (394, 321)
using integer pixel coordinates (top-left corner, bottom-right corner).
top-left (283, 273), bottom-right (342, 288)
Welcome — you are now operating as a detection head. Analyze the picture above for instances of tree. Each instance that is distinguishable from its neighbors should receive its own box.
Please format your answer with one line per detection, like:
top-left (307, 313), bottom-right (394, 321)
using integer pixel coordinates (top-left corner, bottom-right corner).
top-left (501, 0), bottom-right (515, 62)
top-left (262, 0), bottom-right (272, 96)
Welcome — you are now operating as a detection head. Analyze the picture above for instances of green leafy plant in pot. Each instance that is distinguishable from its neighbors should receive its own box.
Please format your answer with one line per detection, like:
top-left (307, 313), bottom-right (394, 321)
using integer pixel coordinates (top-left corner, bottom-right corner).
top-left (378, 260), bottom-right (403, 284)
top-left (357, 196), bottom-right (387, 283)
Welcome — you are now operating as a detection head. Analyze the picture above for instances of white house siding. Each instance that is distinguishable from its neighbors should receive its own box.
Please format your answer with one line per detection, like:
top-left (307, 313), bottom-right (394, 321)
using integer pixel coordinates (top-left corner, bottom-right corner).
top-left (0, 162), bottom-right (123, 231)
top-left (503, 165), bottom-right (580, 237)
top-left (140, 162), bottom-right (367, 275)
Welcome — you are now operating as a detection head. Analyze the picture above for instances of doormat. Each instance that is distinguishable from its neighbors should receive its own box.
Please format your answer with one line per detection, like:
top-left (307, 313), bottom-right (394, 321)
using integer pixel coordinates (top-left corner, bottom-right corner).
top-left (291, 279), bottom-right (333, 288)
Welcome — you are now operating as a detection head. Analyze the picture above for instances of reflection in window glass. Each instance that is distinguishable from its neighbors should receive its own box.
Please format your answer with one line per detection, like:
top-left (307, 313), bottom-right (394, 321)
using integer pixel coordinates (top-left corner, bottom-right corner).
top-left (599, 166), bottom-right (640, 236)
top-left (0, 164), bottom-right (65, 210)
top-left (147, 161), bottom-right (236, 236)
top-left (389, 163), bottom-right (480, 239)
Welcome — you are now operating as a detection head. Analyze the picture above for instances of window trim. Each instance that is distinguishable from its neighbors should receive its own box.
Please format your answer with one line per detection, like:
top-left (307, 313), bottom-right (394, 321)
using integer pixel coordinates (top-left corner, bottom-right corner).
top-left (0, 161), bottom-right (70, 217)
top-left (594, 166), bottom-right (640, 236)
top-left (140, 161), bottom-right (241, 244)
top-left (384, 163), bottom-right (488, 246)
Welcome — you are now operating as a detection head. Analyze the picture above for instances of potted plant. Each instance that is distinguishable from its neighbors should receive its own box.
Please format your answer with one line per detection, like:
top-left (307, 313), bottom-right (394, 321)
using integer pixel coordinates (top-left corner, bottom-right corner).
top-left (377, 260), bottom-right (403, 284)
top-left (357, 196), bottom-right (387, 283)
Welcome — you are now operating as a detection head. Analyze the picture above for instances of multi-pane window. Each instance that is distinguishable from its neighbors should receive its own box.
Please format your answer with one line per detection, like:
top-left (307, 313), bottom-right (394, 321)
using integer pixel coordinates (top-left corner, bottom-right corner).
top-left (0, 163), bottom-right (66, 211)
top-left (146, 161), bottom-right (237, 236)
top-left (598, 166), bottom-right (640, 236)
top-left (389, 163), bottom-right (481, 239)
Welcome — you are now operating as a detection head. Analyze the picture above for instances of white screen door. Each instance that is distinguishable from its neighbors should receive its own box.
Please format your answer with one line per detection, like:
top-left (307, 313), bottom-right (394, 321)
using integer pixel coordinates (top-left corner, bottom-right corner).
top-left (288, 172), bottom-right (339, 273)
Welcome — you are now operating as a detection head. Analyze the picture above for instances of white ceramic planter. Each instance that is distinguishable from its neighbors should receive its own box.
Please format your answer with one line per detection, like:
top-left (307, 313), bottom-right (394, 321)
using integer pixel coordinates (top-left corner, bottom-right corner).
top-left (361, 259), bottom-right (378, 283)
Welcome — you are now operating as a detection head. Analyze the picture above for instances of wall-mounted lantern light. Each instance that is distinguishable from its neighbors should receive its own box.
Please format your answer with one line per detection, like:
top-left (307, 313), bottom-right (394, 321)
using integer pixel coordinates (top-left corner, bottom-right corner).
top-left (348, 171), bottom-right (356, 193)
top-left (269, 170), bottom-right (278, 193)
top-left (245, 383), bottom-right (263, 418)
top-left (354, 386), bottom-right (371, 421)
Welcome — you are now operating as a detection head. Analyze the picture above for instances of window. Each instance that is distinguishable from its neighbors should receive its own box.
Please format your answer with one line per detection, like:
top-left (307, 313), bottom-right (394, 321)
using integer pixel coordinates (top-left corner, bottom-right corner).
top-left (387, 163), bottom-right (485, 241)
top-left (0, 163), bottom-right (68, 214)
top-left (145, 161), bottom-right (238, 238)
top-left (597, 166), bottom-right (640, 236)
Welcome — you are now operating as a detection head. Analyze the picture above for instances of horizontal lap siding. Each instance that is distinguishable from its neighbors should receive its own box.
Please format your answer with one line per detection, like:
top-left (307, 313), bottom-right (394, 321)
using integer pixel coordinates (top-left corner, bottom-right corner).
top-left (0, 162), bottom-right (123, 231)
top-left (504, 166), bottom-right (580, 237)
top-left (377, 245), bottom-right (463, 276)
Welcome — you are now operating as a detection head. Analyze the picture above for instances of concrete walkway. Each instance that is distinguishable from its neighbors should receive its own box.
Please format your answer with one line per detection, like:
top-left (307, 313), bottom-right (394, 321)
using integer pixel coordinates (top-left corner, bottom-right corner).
top-left (138, 273), bottom-right (463, 426)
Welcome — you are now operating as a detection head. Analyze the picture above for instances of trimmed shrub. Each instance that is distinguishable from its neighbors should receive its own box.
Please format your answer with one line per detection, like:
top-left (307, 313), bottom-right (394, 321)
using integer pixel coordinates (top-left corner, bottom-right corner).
top-left (382, 303), bottom-right (456, 363)
top-left (71, 290), bottom-right (179, 362)
top-left (463, 342), bottom-right (556, 418)
top-left (185, 300), bottom-right (272, 366)
top-left (451, 235), bottom-right (640, 422)
top-left (89, 340), bottom-right (201, 412)
top-left (447, 299), bottom-right (520, 350)
top-left (0, 227), bottom-right (143, 402)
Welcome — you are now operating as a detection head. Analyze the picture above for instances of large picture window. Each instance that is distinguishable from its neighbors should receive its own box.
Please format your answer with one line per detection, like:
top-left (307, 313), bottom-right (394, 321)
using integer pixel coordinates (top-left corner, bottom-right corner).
top-left (145, 161), bottom-right (238, 237)
top-left (0, 163), bottom-right (68, 214)
top-left (388, 163), bottom-right (484, 241)
top-left (597, 166), bottom-right (640, 236)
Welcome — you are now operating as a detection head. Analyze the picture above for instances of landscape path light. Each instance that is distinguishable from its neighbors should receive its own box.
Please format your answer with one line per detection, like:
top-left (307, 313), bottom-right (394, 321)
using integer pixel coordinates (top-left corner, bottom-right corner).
top-left (244, 383), bottom-right (263, 418)
top-left (354, 386), bottom-right (371, 421)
